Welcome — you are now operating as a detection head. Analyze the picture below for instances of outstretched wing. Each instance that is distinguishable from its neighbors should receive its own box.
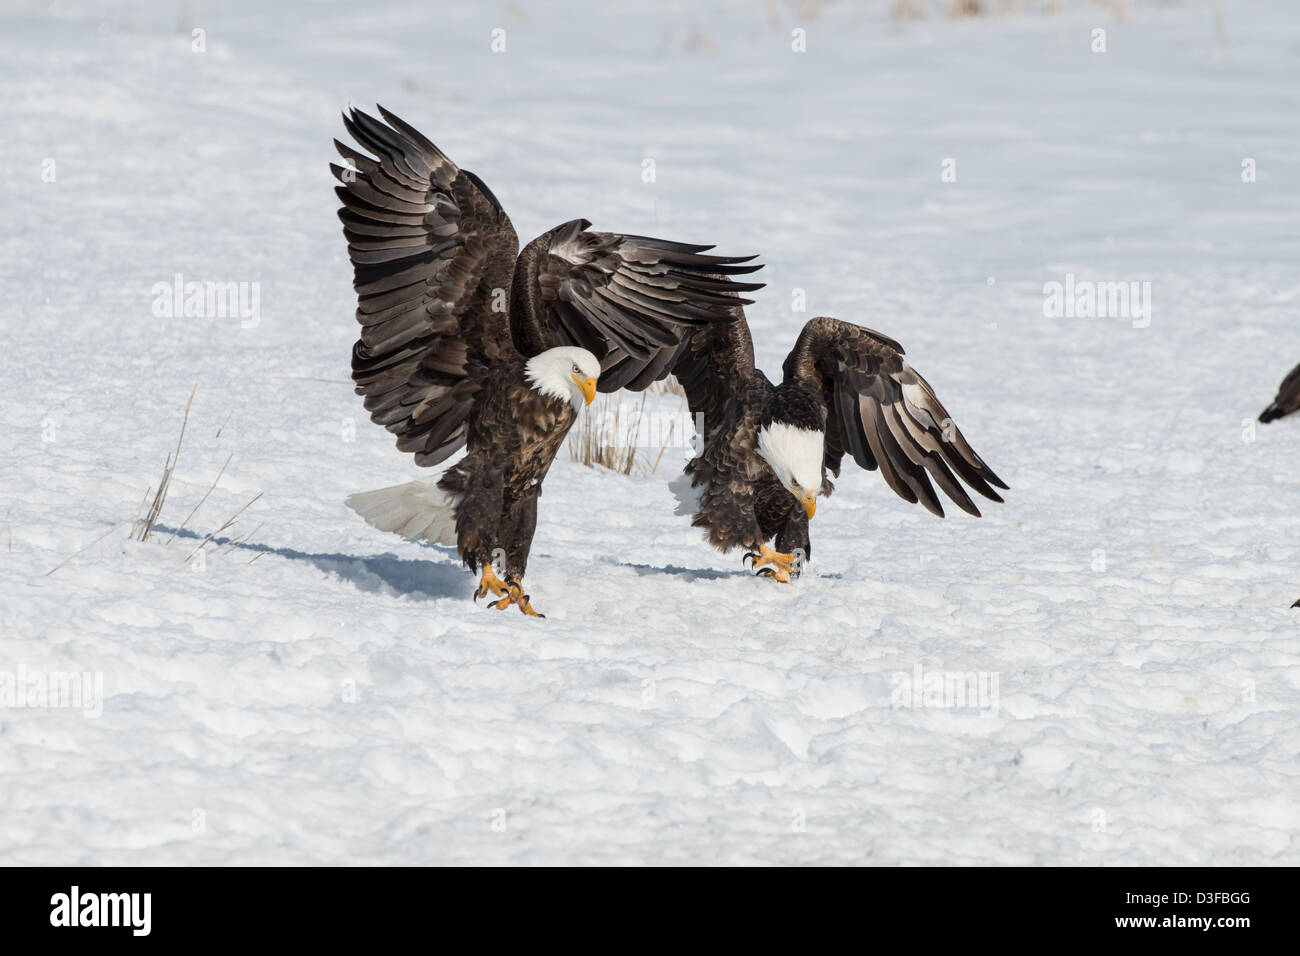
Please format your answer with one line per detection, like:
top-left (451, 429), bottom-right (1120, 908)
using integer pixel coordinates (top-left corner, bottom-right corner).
top-left (1259, 361), bottom-right (1300, 423)
top-left (510, 218), bottom-right (763, 391)
top-left (333, 105), bottom-right (519, 466)
top-left (783, 316), bottom-right (1007, 517)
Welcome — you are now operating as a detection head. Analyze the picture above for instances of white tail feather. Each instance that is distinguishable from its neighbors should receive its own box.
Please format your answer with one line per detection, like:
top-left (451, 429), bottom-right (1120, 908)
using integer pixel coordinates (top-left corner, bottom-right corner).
top-left (346, 479), bottom-right (460, 546)
top-left (669, 471), bottom-right (701, 518)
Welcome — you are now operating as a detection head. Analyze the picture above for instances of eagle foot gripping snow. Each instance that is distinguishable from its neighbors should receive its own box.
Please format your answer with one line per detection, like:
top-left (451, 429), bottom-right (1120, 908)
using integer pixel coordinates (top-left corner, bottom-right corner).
top-left (474, 563), bottom-right (544, 617)
top-left (743, 544), bottom-right (802, 584)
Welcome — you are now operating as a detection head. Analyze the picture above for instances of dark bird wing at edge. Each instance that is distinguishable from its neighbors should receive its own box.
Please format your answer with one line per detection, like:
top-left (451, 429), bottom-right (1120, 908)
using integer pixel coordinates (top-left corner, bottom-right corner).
top-left (509, 219), bottom-right (764, 393)
top-left (783, 316), bottom-right (1008, 517)
top-left (666, 296), bottom-right (758, 433)
top-left (332, 105), bottom-right (520, 467)
top-left (1259, 361), bottom-right (1300, 423)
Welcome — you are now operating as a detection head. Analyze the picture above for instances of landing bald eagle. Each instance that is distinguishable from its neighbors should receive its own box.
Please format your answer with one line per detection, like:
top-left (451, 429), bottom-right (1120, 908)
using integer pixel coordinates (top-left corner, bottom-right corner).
top-left (1259, 362), bottom-right (1300, 423)
top-left (334, 106), bottom-right (762, 614)
top-left (666, 313), bottom-right (1008, 581)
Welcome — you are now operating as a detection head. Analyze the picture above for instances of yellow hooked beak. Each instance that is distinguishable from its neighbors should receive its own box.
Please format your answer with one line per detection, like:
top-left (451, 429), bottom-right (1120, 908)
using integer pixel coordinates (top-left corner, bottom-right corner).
top-left (572, 374), bottom-right (597, 405)
top-left (801, 491), bottom-right (817, 520)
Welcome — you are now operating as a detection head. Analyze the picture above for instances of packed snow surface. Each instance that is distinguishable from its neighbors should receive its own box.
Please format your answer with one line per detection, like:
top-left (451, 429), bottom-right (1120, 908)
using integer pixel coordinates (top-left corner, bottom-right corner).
top-left (2, 0), bottom-right (1299, 864)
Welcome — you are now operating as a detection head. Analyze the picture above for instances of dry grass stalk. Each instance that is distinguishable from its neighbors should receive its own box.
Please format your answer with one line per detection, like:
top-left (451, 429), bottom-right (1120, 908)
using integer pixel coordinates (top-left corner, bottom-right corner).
top-left (652, 417), bottom-right (678, 474)
top-left (135, 384), bottom-right (197, 542)
top-left (214, 521), bottom-right (265, 556)
top-left (569, 393), bottom-right (633, 474)
top-left (45, 521), bottom-right (130, 577)
top-left (176, 491), bottom-right (264, 570)
top-left (649, 375), bottom-right (686, 398)
top-left (165, 452), bottom-right (233, 545)
top-left (130, 485), bottom-right (152, 537)
top-left (891, 0), bottom-right (1075, 19)
top-left (569, 392), bottom-right (687, 477)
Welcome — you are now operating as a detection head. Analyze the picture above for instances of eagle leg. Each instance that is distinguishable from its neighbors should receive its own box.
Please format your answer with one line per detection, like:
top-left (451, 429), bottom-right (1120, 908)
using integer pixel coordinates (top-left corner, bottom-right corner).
top-left (743, 543), bottom-right (801, 584)
top-left (486, 578), bottom-right (545, 618)
top-left (474, 563), bottom-right (510, 602)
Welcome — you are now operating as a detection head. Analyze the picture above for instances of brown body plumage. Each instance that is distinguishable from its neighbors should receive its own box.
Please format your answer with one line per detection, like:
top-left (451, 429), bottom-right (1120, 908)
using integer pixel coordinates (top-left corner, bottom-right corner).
top-left (435, 371), bottom-right (575, 577)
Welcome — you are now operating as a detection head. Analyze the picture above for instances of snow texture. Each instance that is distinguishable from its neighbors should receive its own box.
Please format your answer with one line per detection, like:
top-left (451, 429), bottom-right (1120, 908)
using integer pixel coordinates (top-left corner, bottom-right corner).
top-left (2, 0), bottom-right (1299, 865)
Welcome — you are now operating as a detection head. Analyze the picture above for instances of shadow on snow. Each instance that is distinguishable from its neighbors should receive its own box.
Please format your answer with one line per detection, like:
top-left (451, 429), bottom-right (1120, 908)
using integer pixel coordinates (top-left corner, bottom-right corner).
top-left (155, 528), bottom-right (804, 598)
top-left (156, 526), bottom-right (466, 602)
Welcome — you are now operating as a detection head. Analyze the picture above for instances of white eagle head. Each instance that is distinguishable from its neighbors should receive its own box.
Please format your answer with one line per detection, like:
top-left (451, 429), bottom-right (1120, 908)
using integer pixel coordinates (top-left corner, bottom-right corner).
top-left (756, 388), bottom-right (825, 520)
top-left (525, 346), bottom-right (601, 412)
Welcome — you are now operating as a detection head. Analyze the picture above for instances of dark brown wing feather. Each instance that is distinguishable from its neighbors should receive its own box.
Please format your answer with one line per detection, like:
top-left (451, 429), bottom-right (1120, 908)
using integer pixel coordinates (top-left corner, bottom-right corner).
top-left (333, 105), bottom-right (519, 466)
top-left (1259, 361), bottom-right (1300, 423)
top-left (668, 300), bottom-right (759, 435)
top-left (783, 316), bottom-right (1007, 517)
top-left (509, 218), bottom-right (763, 388)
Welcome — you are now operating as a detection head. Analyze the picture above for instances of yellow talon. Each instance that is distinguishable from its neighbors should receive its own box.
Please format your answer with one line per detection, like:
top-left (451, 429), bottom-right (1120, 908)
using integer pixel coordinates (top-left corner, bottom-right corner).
top-left (744, 543), bottom-right (800, 584)
top-left (475, 562), bottom-right (510, 600)
top-left (481, 572), bottom-right (545, 617)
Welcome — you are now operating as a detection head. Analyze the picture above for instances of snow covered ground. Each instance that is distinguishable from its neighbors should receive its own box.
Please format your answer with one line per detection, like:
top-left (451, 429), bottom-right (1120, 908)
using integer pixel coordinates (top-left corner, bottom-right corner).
top-left (3, 0), bottom-right (1299, 865)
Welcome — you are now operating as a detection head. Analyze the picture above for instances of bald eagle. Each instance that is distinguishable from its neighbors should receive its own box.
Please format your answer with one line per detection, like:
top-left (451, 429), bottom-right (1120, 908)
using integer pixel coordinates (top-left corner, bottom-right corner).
top-left (1259, 362), bottom-right (1300, 423)
top-left (334, 107), bottom-right (762, 614)
top-left (665, 313), bottom-right (1008, 581)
